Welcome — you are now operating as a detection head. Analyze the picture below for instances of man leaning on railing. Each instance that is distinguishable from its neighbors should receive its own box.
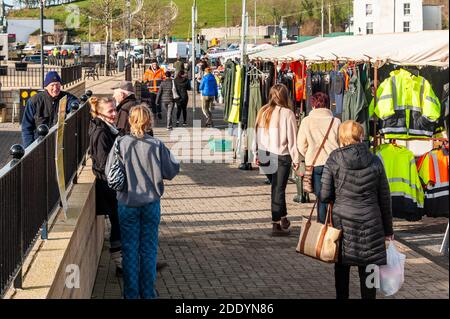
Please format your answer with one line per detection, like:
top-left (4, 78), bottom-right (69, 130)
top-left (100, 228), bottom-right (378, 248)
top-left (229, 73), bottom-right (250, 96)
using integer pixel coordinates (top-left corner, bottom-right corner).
top-left (21, 71), bottom-right (80, 148)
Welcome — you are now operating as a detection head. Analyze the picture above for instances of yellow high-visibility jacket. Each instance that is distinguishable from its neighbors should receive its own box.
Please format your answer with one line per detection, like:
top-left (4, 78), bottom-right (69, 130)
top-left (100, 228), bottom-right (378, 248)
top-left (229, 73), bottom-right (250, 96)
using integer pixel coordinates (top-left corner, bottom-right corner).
top-left (370, 69), bottom-right (441, 139)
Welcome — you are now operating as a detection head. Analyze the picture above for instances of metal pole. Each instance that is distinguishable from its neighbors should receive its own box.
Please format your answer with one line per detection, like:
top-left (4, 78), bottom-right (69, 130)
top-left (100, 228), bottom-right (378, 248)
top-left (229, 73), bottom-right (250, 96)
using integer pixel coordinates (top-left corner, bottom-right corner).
top-left (328, 2), bottom-right (332, 34)
top-left (40, 0), bottom-right (45, 89)
top-left (393, 0), bottom-right (396, 32)
top-left (254, 0), bottom-right (257, 45)
top-left (127, 0), bottom-right (131, 60)
top-left (348, 0), bottom-right (351, 35)
top-left (88, 16), bottom-right (91, 43)
top-left (240, 0), bottom-right (247, 65)
top-left (225, 0), bottom-right (227, 47)
top-left (321, 0), bottom-right (324, 37)
top-left (192, 1), bottom-right (197, 122)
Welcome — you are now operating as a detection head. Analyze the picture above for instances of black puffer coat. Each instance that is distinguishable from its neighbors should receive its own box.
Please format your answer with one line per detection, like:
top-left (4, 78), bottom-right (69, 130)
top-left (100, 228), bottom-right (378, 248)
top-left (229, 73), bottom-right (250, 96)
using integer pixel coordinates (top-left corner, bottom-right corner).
top-left (320, 143), bottom-right (393, 266)
top-left (156, 79), bottom-right (174, 106)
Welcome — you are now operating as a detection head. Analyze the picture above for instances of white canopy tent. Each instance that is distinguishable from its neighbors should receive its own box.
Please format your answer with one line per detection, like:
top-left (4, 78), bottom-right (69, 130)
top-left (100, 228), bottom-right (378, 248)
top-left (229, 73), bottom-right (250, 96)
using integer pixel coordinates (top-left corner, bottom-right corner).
top-left (207, 43), bottom-right (274, 60)
top-left (250, 31), bottom-right (449, 67)
top-left (249, 37), bottom-right (331, 59)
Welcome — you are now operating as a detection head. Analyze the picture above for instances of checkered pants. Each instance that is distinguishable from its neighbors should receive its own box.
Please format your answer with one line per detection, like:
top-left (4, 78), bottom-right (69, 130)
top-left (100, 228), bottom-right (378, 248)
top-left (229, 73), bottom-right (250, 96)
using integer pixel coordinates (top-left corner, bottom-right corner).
top-left (118, 201), bottom-right (160, 299)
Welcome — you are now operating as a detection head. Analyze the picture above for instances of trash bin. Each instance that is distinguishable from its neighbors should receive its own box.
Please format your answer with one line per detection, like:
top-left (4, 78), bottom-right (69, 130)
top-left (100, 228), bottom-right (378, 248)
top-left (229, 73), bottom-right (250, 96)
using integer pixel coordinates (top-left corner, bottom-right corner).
top-left (117, 55), bottom-right (125, 72)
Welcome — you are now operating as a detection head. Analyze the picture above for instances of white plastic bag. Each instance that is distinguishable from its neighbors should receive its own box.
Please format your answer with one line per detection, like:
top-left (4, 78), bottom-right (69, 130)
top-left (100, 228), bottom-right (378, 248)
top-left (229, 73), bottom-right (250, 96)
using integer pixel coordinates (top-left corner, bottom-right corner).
top-left (378, 241), bottom-right (406, 296)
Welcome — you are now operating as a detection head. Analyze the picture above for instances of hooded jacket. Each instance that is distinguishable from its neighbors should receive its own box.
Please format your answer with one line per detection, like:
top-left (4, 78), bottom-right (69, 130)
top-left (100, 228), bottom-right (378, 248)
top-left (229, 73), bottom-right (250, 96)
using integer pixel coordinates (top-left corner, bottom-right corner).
top-left (320, 143), bottom-right (393, 266)
top-left (115, 94), bottom-right (139, 136)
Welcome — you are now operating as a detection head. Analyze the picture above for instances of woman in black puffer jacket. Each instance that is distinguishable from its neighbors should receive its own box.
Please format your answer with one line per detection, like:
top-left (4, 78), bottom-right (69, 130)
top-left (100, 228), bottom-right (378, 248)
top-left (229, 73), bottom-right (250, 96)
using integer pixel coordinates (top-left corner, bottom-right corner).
top-left (320, 120), bottom-right (394, 300)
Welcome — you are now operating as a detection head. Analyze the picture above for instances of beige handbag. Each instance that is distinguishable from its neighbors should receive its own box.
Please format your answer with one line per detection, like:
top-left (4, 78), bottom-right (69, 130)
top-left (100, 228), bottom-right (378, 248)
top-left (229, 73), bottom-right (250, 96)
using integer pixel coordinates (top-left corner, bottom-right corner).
top-left (296, 200), bottom-right (342, 263)
top-left (303, 118), bottom-right (335, 193)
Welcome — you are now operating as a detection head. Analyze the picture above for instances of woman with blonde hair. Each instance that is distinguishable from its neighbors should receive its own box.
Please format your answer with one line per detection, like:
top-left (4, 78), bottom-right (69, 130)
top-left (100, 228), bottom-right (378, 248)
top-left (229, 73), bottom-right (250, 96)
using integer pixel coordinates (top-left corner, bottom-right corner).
top-left (106, 104), bottom-right (180, 299)
top-left (320, 120), bottom-right (394, 299)
top-left (253, 84), bottom-right (300, 236)
top-left (88, 97), bottom-right (123, 276)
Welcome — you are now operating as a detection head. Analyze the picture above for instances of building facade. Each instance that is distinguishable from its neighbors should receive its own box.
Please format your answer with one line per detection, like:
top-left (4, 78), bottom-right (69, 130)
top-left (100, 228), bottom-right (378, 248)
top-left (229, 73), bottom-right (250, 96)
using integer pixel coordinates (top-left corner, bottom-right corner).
top-left (353, 0), bottom-right (424, 35)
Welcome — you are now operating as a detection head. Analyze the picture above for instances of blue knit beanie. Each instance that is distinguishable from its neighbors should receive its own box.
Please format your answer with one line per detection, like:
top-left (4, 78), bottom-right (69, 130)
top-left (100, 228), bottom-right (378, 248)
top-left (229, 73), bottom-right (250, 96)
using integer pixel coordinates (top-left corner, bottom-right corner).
top-left (44, 71), bottom-right (62, 87)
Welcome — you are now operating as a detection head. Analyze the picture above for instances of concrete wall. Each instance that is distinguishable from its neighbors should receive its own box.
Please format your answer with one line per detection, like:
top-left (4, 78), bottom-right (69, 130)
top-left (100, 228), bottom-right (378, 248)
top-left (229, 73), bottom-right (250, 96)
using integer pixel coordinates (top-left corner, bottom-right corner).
top-left (423, 5), bottom-right (443, 29)
top-left (6, 161), bottom-right (105, 299)
top-left (0, 80), bottom-right (86, 123)
top-left (7, 19), bottom-right (55, 44)
top-left (354, 0), bottom-right (424, 35)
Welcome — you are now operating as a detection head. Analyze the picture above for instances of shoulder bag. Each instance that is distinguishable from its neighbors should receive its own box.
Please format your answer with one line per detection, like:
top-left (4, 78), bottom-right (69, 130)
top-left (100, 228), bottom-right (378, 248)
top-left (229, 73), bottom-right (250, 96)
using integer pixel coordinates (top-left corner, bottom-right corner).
top-left (107, 138), bottom-right (127, 192)
top-left (296, 201), bottom-right (342, 263)
top-left (303, 118), bottom-right (335, 193)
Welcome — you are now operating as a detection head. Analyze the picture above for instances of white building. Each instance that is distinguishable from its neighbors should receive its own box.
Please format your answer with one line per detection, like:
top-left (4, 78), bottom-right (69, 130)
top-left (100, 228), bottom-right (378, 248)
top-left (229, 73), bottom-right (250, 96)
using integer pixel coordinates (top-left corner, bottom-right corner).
top-left (353, 0), bottom-right (424, 35)
top-left (7, 19), bottom-right (55, 43)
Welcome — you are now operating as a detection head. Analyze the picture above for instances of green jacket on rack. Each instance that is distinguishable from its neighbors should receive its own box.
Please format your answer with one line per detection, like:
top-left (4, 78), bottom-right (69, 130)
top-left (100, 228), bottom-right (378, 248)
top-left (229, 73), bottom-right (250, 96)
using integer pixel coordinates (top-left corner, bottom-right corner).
top-left (370, 69), bottom-right (441, 139)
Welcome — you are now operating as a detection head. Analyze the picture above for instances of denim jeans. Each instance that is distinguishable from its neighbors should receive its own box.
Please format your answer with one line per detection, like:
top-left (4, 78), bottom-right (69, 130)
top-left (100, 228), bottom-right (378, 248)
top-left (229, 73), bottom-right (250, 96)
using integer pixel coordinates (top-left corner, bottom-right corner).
top-left (313, 165), bottom-right (327, 223)
top-left (118, 200), bottom-right (161, 299)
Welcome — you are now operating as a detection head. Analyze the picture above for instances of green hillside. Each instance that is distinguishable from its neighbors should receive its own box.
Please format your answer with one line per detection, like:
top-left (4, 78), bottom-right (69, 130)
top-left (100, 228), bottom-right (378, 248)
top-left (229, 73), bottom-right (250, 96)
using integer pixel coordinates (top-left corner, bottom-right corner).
top-left (8, 0), bottom-right (352, 40)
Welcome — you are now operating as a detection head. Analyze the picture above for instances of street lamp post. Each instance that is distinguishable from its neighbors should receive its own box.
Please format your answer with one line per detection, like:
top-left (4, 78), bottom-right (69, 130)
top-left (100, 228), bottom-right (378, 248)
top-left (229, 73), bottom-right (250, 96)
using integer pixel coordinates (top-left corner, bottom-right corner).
top-left (254, 0), bottom-right (257, 45)
top-left (126, 0), bottom-right (131, 60)
top-left (225, 0), bottom-right (227, 47)
top-left (240, 0), bottom-right (247, 66)
top-left (40, 0), bottom-right (45, 89)
top-left (192, 0), bottom-right (197, 121)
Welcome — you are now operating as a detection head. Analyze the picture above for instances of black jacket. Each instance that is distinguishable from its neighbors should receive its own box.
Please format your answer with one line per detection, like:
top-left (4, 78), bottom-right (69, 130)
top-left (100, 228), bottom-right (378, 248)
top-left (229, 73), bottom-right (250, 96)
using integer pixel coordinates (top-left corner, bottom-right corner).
top-left (320, 143), bottom-right (393, 266)
top-left (174, 76), bottom-right (191, 102)
top-left (89, 117), bottom-right (118, 181)
top-left (115, 94), bottom-right (139, 136)
top-left (156, 79), bottom-right (174, 106)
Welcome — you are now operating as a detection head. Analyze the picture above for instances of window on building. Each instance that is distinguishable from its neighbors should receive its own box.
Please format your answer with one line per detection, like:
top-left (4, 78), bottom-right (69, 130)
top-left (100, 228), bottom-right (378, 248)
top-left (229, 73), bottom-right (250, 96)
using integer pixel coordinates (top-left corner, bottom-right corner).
top-left (366, 22), bottom-right (374, 34)
top-left (404, 3), bottom-right (411, 15)
top-left (403, 21), bottom-right (410, 32)
top-left (366, 4), bottom-right (373, 16)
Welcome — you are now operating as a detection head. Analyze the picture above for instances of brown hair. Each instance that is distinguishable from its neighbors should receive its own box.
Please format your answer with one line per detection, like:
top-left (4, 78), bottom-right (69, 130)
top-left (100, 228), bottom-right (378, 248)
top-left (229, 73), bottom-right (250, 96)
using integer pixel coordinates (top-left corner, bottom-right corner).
top-left (129, 104), bottom-right (152, 138)
top-left (339, 120), bottom-right (365, 146)
top-left (310, 92), bottom-right (329, 109)
top-left (89, 97), bottom-right (113, 118)
top-left (255, 84), bottom-right (292, 132)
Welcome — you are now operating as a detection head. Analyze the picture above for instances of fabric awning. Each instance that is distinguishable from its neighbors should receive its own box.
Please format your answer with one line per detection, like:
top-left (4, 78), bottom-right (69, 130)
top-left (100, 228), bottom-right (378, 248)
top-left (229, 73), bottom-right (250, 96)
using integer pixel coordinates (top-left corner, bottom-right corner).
top-left (249, 37), bottom-right (331, 59)
top-left (249, 31), bottom-right (449, 67)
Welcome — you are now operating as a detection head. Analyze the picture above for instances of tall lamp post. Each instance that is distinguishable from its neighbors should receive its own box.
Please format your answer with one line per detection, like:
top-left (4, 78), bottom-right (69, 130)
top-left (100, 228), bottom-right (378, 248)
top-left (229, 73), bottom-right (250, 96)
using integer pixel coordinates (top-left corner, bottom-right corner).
top-left (40, 0), bottom-right (45, 89)
top-left (240, 0), bottom-right (247, 66)
top-left (254, 0), bottom-right (257, 45)
top-left (192, 0), bottom-right (197, 121)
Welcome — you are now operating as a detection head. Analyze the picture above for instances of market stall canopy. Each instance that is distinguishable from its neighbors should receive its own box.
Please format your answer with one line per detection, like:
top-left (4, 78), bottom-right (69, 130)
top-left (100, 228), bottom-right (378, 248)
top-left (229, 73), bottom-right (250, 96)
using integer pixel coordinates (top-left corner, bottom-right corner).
top-left (207, 43), bottom-right (274, 60)
top-left (249, 37), bottom-right (331, 59)
top-left (252, 31), bottom-right (449, 67)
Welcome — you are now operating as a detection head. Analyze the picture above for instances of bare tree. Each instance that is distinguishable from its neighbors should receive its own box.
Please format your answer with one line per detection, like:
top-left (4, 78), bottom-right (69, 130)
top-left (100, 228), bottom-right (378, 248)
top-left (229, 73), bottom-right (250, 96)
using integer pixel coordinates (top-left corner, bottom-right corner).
top-left (132, 1), bottom-right (162, 63)
top-left (85, 0), bottom-right (122, 76)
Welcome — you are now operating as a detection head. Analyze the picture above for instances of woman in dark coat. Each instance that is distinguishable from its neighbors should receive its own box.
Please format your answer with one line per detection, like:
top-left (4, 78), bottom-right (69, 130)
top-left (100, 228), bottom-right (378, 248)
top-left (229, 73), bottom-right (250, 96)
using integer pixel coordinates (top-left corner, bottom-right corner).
top-left (156, 71), bottom-right (175, 130)
top-left (174, 70), bottom-right (191, 126)
top-left (320, 120), bottom-right (394, 299)
top-left (88, 96), bottom-right (122, 276)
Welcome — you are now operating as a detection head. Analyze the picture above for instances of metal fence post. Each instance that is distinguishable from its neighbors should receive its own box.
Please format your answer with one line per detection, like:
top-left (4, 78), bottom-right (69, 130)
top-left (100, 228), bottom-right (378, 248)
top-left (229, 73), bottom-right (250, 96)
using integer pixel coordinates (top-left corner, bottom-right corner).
top-left (37, 125), bottom-right (50, 240)
top-left (10, 144), bottom-right (25, 290)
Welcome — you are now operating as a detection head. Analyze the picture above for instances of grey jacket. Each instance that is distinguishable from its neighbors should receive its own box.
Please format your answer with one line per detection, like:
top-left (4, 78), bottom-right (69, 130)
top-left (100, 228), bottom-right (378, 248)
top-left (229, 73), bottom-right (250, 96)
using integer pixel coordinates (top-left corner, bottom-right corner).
top-left (106, 134), bottom-right (180, 207)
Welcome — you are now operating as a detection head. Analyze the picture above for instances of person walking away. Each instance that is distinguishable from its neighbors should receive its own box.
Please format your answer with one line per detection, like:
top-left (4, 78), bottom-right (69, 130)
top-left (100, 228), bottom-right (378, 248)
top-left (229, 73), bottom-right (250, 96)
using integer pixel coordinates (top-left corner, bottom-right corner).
top-left (174, 56), bottom-right (185, 77)
top-left (199, 67), bottom-right (218, 127)
top-left (112, 81), bottom-right (139, 136)
top-left (253, 84), bottom-right (300, 236)
top-left (106, 105), bottom-right (180, 299)
top-left (88, 97), bottom-right (123, 276)
top-left (174, 70), bottom-right (191, 126)
top-left (320, 120), bottom-right (394, 299)
top-left (21, 71), bottom-right (79, 148)
top-left (143, 60), bottom-right (166, 120)
top-left (156, 71), bottom-right (176, 130)
top-left (297, 92), bottom-right (340, 223)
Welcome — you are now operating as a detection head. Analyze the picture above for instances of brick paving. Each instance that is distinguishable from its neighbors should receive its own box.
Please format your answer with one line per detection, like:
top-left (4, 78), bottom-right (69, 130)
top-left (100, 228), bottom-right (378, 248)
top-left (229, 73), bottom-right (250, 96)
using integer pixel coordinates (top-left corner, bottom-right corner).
top-left (91, 100), bottom-right (449, 299)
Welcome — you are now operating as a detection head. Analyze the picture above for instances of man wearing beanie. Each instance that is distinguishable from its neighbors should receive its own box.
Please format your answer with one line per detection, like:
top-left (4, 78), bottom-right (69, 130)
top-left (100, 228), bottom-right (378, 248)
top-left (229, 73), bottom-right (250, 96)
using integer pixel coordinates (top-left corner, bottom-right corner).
top-left (21, 71), bottom-right (79, 147)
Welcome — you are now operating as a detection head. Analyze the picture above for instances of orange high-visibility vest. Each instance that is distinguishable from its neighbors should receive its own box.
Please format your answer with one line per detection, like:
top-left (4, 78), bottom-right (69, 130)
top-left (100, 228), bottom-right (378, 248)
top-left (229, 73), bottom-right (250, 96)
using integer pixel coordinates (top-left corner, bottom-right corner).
top-left (143, 68), bottom-right (166, 93)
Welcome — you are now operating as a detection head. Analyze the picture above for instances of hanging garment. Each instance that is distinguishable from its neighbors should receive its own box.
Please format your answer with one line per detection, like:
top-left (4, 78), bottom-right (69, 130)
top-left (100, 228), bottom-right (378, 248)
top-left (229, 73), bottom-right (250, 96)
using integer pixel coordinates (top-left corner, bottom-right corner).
top-left (247, 76), bottom-right (263, 163)
top-left (261, 62), bottom-right (275, 104)
top-left (222, 60), bottom-right (236, 121)
top-left (305, 69), bottom-right (313, 115)
top-left (371, 69), bottom-right (441, 139)
top-left (290, 61), bottom-right (307, 102)
top-left (228, 65), bottom-right (242, 124)
top-left (417, 148), bottom-right (449, 218)
top-left (342, 68), bottom-right (370, 138)
top-left (376, 143), bottom-right (424, 221)
top-left (240, 65), bottom-right (250, 125)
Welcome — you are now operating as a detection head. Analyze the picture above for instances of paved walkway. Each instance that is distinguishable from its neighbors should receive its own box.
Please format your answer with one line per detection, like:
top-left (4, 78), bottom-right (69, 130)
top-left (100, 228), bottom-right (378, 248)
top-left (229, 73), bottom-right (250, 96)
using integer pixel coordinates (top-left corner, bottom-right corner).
top-left (0, 124), bottom-right (21, 168)
top-left (91, 101), bottom-right (449, 299)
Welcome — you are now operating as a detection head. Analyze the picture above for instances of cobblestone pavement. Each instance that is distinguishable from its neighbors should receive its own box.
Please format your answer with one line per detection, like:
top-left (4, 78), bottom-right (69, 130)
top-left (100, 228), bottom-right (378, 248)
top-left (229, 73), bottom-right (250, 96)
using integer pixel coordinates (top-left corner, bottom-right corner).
top-left (91, 101), bottom-right (449, 299)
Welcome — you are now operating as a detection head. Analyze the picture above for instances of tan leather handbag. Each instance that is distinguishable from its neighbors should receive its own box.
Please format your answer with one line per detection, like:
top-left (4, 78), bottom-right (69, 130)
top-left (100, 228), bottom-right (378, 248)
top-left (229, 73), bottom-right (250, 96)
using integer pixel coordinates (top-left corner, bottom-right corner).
top-left (303, 118), bottom-right (335, 193)
top-left (296, 201), bottom-right (342, 263)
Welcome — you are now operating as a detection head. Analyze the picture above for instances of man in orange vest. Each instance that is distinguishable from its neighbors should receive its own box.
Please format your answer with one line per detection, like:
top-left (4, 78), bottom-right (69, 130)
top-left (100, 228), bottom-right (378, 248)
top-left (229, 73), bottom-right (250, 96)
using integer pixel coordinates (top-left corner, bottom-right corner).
top-left (143, 59), bottom-right (166, 119)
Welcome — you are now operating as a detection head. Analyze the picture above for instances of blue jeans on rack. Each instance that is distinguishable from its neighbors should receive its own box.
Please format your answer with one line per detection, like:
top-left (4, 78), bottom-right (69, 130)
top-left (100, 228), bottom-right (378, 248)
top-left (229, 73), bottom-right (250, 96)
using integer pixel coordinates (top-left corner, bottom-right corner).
top-left (118, 200), bottom-right (161, 299)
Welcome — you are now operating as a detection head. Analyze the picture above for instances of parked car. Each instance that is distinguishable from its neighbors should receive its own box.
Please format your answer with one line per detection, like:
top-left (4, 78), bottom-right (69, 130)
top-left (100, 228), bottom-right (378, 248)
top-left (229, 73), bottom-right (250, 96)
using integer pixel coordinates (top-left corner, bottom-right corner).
top-left (23, 44), bottom-right (37, 53)
top-left (22, 55), bottom-right (47, 64)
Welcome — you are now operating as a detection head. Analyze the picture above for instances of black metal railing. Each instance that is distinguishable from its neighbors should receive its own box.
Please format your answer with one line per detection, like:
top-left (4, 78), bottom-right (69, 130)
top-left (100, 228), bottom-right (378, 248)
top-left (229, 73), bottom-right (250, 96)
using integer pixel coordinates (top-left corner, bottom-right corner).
top-left (0, 94), bottom-right (91, 298)
top-left (0, 64), bottom-right (83, 89)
